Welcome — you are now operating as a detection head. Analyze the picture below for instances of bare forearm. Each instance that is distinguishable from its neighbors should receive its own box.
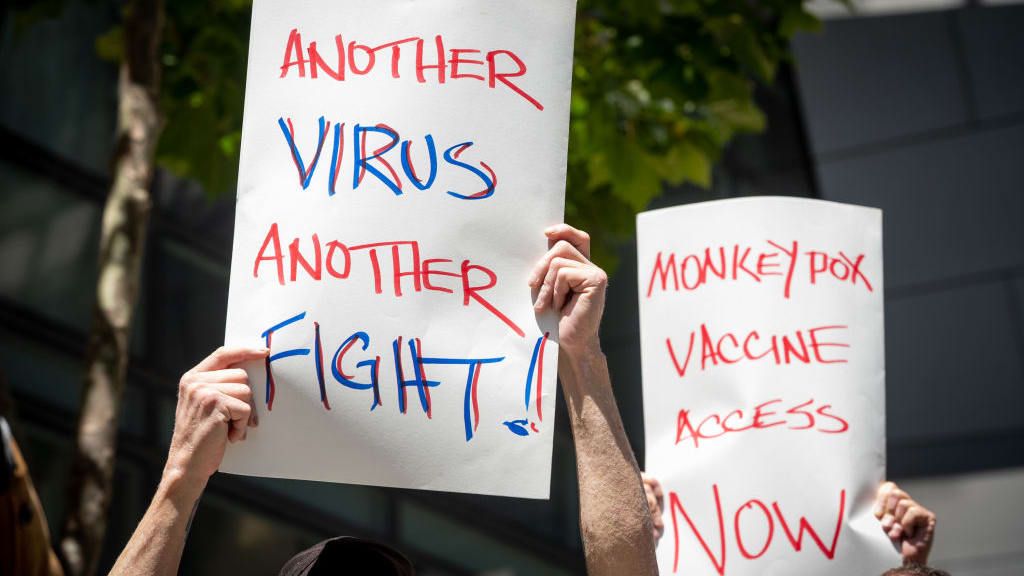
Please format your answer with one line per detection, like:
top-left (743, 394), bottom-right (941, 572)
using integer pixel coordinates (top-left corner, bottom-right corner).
top-left (108, 471), bottom-right (202, 576)
top-left (560, 345), bottom-right (658, 576)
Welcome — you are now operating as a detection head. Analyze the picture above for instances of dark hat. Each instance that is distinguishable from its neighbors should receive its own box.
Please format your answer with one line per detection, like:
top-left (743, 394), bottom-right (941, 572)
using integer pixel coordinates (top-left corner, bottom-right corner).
top-left (278, 536), bottom-right (415, 576)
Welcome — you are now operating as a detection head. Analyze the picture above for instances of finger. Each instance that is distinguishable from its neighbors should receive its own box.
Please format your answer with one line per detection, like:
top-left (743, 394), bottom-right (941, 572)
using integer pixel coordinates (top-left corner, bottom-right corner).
top-left (650, 477), bottom-right (664, 505)
top-left (894, 497), bottom-right (913, 523)
top-left (645, 490), bottom-right (657, 513)
top-left (529, 240), bottom-right (588, 288)
top-left (194, 346), bottom-right (269, 373)
top-left (219, 395), bottom-right (253, 443)
top-left (544, 224), bottom-right (591, 260)
top-left (203, 382), bottom-right (254, 404)
top-left (552, 265), bottom-right (602, 312)
top-left (874, 481), bottom-right (896, 518)
top-left (881, 513), bottom-right (895, 531)
top-left (900, 506), bottom-right (932, 540)
top-left (888, 522), bottom-right (903, 540)
top-left (199, 368), bottom-right (250, 385)
top-left (653, 517), bottom-right (664, 539)
top-left (208, 381), bottom-right (258, 428)
top-left (886, 490), bottom-right (907, 517)
top-left (553, 265), bottom-right (587, 311)
top-left (535, 257), bottom-right (582, 312)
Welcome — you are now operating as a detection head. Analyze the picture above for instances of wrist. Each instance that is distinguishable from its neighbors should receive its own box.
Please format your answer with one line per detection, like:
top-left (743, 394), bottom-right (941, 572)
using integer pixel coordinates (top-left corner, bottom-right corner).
top-left (158, 464), bottom-right (207, 508)
top-left (558, 339), bottom-right (610, 397)
top-left (559, 337), bottom-right (604, 365)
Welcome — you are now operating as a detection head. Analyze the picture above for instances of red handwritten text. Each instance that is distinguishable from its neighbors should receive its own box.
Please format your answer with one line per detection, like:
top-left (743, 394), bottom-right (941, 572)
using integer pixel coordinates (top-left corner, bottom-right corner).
top-left (646, 241), bottom-right (874, 299)
top-left (253, 223), bottom-right (524, 337)
top-left (675, 397), bottom-right (850, 448)
top-left (665, 323), bottom-right (849, 380)
top-left (669, 485), bottom-right (846, 575)
top-left (279, 29), bottom-right (543, 110)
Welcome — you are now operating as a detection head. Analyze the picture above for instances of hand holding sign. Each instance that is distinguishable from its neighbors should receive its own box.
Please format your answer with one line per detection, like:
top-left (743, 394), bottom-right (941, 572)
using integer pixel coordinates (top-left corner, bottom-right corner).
top-left (875, 481), bottom-right (937, 566)
top-left (166, 347), bottom-right (269, 493)
top-left (530, 225), bottom-right (606, 356)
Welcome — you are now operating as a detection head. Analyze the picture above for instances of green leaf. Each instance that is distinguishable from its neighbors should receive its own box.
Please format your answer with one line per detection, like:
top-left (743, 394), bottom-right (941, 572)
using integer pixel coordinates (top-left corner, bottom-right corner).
top-left (660, 141), bottom-right (712, 188)
top-left (602, 138), bottom-right (664, 212)
top-left (95, 26), bottom-right (123, 62)
top-left (706, 16), bottom-right (776, 82)
top-left (780, 6), bottom-right (821, 38)
top-left (707, 99), bottom-right (766, 133)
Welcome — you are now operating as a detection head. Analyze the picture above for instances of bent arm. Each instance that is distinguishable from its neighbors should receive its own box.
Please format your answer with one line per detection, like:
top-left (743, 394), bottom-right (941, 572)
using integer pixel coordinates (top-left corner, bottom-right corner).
top-left (108, 346), bottom-right (264, 576)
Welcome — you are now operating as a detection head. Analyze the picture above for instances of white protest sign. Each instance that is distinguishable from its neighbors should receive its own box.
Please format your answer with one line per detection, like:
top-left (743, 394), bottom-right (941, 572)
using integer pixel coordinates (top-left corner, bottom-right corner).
top-left (220, 0), bottom-right (577, 498)
top-left (639, 197), bottom-right (900, 574)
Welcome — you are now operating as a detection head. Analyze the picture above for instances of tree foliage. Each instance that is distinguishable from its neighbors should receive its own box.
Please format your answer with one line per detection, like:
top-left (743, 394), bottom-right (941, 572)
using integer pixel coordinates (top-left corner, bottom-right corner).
top-left (96, 0), bottom-right (820, 267)
top-left (570, 0), bottom-right (819, 264)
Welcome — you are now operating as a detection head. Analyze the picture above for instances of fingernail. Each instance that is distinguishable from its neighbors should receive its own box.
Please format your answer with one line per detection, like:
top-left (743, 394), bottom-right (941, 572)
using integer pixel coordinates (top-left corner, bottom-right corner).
top-left (881, 515), bottom-right (893, 529)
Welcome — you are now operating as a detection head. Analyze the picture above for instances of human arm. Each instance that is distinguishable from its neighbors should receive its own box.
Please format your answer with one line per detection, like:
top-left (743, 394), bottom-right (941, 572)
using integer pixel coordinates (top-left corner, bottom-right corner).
top-left (530, 224), bottom-right (658, 576)
top-left (108, 346), bottom-right (266, 576)
top-left (875, 481), bottom-right (937, 566)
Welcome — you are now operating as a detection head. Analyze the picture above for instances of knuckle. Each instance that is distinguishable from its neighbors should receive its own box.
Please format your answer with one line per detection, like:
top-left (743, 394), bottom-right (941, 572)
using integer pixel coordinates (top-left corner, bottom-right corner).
top-left (197, 388), bottom-right (221, 410)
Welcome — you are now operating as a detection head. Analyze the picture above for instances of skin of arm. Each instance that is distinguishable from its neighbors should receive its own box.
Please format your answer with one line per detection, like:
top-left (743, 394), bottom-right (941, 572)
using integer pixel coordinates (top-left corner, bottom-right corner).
top-left (875, 481), bottom-right (937, 566)
top-left (530, 224), bottom-right (659, 576)
top-left (108, 346), bottom-right (267, 576)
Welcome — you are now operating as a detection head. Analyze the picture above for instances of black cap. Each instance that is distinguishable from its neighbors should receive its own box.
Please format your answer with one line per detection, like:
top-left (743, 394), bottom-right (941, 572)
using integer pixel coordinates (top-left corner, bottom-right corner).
top-left (278, 536), bottom-right (415, 576)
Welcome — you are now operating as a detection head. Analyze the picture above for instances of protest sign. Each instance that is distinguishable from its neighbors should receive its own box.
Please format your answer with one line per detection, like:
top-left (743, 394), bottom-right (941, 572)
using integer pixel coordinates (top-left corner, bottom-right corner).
top-left (220, 0), bottom-right (577, 498)
top-left (639, 197), bottom-right (900, 574)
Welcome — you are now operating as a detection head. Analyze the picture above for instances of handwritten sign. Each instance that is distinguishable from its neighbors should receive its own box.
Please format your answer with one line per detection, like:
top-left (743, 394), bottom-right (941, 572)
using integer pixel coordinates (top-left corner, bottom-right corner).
top-left (639, 198), bottom-right (900, 574)
top-left (220, 0), bottom-right (577, 498)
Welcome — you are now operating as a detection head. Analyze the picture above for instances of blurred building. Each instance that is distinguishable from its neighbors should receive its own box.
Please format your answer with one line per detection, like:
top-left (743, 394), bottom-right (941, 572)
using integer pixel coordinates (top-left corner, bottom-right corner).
top-left (1, 1), bottom-right (1021, 575)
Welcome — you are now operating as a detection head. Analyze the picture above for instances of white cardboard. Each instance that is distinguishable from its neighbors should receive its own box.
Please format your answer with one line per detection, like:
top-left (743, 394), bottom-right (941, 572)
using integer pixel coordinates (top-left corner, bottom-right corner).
top-left (639, 197), bottom-right (900, 574)
top-left (221, 0), bottom-right (577, 498)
